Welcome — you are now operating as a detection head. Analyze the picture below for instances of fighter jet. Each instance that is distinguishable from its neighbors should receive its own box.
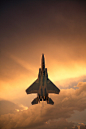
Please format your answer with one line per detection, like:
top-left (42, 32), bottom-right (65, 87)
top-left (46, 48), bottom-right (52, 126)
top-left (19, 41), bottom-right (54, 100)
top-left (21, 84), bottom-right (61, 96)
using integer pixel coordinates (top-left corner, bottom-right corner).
top-left (26, 54), bottom-right (60, 105)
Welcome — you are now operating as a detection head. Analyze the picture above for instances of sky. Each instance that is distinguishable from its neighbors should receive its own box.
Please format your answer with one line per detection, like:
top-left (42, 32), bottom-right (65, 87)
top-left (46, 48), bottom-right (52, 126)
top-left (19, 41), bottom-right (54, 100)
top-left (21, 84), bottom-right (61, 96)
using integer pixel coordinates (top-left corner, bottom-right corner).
top-left (0, 0), bottom-right (86, 129)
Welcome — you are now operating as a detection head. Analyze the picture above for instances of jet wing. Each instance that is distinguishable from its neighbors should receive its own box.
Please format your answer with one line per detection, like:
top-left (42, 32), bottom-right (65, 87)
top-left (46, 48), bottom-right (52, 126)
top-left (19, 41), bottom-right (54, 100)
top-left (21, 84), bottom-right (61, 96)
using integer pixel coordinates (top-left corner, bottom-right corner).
top-left (47, 78), bottom-right (60, 94)
top-left (26, 79), bottom-right (40, 94)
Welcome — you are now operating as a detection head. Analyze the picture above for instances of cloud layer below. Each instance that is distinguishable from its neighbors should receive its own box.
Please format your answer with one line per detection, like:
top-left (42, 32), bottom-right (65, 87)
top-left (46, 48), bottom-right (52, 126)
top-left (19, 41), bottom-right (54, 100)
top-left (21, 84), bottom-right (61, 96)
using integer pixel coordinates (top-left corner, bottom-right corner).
top-left (0, 82), bottom-right (86, 129)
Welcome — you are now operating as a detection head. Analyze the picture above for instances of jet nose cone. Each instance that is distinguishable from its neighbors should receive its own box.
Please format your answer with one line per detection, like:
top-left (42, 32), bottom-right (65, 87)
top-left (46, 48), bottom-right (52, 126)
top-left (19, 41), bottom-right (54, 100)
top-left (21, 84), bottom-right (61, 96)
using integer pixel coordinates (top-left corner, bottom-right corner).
top-left (41, 53), bottom-right (45, 71)
top-left (42, 54), bottom-right (45, 60)
top-left (42, 53), bottom-right (44, 57)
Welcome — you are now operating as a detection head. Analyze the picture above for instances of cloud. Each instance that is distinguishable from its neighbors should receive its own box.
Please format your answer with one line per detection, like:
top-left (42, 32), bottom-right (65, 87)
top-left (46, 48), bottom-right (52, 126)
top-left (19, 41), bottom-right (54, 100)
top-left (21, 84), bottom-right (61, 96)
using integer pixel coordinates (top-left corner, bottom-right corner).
top-left (33, 118), bottom-right (74, 129)
top-left (0, 100), bottom-right (27, 116)
top-left (0, 104), bottom-right (46, 129)
top-left (0, 82), bottom-right (86, 129)
top-left (56, 75), bottom-right (86, 89)
top-left (67, 109), bottom-right (86, 123)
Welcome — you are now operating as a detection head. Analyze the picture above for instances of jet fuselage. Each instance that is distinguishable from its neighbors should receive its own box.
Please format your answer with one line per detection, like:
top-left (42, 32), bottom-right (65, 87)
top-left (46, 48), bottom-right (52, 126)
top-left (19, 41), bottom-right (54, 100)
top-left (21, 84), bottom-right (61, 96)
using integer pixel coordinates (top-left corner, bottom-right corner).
top-left (26, 54), bottom-right (60, 105)
top-left (38, 54), bottom-right (48, 101)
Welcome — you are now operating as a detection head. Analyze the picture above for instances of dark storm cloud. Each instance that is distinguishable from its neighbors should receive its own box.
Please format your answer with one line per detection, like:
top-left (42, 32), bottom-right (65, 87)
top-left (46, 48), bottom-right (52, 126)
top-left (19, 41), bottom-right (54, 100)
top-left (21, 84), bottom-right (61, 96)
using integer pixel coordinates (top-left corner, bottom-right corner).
top-left (0, 82), bottom-right (86, 129)
top-left (0, 0), bottom-right (86, 64)
top-left (0, 0), bottom-right (86, 69)
top-left (0, 0), bottom-right (86, 45)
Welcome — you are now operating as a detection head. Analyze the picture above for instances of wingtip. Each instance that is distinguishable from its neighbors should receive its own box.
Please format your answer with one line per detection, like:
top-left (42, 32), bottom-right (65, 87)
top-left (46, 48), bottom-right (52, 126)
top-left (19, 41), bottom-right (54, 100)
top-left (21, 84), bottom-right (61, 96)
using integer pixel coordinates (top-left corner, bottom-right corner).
top-left (25, 89), bottom-right (28, 94)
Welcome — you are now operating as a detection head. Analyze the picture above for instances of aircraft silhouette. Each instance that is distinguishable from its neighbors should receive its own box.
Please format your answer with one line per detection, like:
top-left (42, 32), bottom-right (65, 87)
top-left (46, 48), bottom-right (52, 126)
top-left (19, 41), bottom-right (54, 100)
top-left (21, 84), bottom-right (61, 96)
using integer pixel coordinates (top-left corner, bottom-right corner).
top-left (26, 54), bottom-right (60, 105)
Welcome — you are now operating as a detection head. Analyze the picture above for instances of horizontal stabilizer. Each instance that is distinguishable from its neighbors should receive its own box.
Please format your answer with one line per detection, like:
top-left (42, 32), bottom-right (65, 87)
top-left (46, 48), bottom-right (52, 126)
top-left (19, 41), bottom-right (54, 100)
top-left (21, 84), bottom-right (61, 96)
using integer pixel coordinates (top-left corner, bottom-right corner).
top-left (31, 97), bottom-right (39, 105)
top-left (47, 97), bottom-right (54, 105)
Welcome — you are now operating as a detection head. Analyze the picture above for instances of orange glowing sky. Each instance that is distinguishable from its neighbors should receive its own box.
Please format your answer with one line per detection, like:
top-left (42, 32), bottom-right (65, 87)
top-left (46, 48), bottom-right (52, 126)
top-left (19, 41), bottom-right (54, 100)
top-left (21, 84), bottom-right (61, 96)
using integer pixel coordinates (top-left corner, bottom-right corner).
top-left (0, 42), bottom-right (86, 100)
top-left (0, 0), bottom-right (86, 102)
